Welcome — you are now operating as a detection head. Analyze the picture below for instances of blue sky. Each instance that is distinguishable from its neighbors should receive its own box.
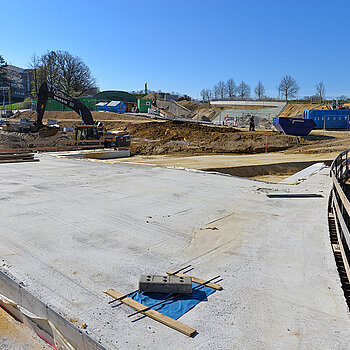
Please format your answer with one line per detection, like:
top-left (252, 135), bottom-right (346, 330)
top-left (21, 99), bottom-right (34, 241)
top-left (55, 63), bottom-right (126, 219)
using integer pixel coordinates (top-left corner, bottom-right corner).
top-left (1, 0), bottom-right (349, 99)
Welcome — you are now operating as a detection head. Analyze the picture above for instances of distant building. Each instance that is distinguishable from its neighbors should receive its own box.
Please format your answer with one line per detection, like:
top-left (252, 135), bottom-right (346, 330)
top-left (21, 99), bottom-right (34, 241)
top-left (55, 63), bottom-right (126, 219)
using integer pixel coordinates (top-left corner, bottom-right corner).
top-left (94, 90), bottom-right (137, 112)
top-left (0, 65), bottom-right (33, 102)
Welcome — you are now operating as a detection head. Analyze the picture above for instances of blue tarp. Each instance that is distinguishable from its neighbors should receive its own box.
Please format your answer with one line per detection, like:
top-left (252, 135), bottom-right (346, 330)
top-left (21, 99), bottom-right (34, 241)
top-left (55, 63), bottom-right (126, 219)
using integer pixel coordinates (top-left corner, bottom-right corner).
top-left (128, 282), bottom-right (216, 320)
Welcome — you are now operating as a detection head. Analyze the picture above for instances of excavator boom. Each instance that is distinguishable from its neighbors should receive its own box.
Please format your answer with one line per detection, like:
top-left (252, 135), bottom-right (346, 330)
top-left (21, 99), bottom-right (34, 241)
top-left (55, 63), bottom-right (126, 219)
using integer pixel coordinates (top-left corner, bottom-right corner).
top-left (36, 82), bottom-right (95, 128)
top-left (35, 82), bottom-right (130, 148)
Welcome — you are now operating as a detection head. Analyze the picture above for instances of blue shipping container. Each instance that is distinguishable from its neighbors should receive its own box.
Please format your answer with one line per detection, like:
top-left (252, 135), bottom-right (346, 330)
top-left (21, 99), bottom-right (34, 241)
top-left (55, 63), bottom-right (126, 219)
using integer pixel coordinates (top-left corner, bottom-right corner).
top-left (303, 109), bottom-right (350, 129)
top-left (106, 101), bottom-right (127, 114)
top-left (96, 102), bottom-right (109, 111)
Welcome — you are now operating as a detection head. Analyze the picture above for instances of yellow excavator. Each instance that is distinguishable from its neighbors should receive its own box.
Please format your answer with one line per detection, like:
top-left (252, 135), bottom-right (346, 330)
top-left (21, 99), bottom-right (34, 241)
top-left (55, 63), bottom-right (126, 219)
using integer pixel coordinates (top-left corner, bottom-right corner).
top-left (34, 82), bottom-right (130, 147)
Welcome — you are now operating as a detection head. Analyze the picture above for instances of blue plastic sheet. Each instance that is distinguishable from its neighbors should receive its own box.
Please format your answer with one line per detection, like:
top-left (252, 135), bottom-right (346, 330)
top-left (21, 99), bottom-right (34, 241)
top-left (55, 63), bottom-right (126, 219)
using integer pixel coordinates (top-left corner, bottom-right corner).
top-left (129, 282), bottom-right (216, 320)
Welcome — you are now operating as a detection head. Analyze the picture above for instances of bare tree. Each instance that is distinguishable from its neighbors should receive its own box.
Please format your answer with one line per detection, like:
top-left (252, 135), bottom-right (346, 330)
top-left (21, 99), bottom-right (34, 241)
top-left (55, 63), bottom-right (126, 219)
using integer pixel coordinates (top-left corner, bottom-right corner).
top-left (315, 82), bottom-right (326, 102)
top-left (200, 88), bottom-right (212, 102)
top-left (200, 89), bottom-right (208, 102)
top-left (39, 51), bottom-right (60, 86)
top-left (254, 81), bottom-right (265, 100)
top-left (337, 95), bottom-right (348, 101)
top-left (28, 53), bottom-right (41, 97)
top-left (31, 50), bottom-right (97, 96)
top-left (236, 81), bottom-right (251, 100)
top-left (278, 75), bottom-right (299, 101)
top-left (213, 84), bottom-right (220, 99)
top-left (217, 81), bottom-right (227, 99)
top-left (226, 78), bottom-right (236, 98)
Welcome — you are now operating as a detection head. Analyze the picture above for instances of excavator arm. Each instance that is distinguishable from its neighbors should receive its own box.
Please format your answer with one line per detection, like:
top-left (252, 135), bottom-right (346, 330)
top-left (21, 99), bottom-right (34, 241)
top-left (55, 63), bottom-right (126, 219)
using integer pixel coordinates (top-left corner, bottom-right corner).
top-left (35, 82), bottom-right (95, 129)
top-left (34, 82), bottom-right (130, 148)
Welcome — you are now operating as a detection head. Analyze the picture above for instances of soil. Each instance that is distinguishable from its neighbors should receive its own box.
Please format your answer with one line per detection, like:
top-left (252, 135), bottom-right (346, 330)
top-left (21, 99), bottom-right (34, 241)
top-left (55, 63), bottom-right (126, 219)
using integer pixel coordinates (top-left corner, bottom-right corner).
top-left (3, 110), bottom-right (350, 158)
top-left (0, 307), bottom-right (51, 349)
top-left (278, 103), bottom-right (324, 118)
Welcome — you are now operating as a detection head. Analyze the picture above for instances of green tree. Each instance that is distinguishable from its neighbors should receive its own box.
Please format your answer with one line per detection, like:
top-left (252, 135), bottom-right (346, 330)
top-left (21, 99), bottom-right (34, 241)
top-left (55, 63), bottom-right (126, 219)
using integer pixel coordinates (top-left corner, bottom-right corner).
top-left (0, 54), bottom-right (8, 83)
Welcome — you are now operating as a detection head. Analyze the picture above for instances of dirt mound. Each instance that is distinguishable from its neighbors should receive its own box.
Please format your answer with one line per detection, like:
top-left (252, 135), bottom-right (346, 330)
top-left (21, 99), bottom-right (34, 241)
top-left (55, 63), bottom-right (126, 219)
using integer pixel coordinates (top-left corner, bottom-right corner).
top-left (177, 100), bottom-right (204, 111)
top-left (124, 120), bottom-right (299, 155)
top-left (126, 120), bottom-right (237, 139)
top-left (278, 103), bottom-right (323, 118)
top-left (0, 130), bottom-right (73, 149)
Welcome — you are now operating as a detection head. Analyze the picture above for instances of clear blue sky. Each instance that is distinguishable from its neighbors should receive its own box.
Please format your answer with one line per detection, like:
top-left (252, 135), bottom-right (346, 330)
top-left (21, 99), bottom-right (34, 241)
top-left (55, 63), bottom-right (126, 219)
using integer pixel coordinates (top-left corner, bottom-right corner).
top-left (1, 0), bottom-right (349, 99)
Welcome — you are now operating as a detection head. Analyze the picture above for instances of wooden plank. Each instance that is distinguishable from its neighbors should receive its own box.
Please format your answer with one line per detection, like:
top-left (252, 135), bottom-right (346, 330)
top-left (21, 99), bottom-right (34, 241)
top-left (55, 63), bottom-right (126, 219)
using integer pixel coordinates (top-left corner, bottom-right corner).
top-left (0, 159), bottom-right (39, 164)
top-left (331, 172), bottom-right (350, 218)
top-left (103, 289), bottom-right (196, 337)
top-left (332, 244), bottom-right (341, 253)
top-left (332, 192), bottom-right (350, 253)
top-left (331, 194), bottom-right (350, 282)
top-left (166, 271), bottom-right (222, 290)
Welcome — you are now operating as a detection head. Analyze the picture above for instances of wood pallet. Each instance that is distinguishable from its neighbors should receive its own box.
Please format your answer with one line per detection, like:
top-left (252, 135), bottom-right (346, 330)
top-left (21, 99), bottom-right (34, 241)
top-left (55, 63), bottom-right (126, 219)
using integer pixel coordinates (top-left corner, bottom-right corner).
top-left (104, 272), bottom-right (222, 336)
top-left (0, 151), bottom-right (38, 163)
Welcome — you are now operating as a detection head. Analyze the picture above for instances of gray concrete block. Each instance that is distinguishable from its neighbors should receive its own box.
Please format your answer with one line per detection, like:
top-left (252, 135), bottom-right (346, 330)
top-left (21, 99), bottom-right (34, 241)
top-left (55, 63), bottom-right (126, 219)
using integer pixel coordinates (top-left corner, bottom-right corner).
top-left (139, 275), bottom-right (192, 294)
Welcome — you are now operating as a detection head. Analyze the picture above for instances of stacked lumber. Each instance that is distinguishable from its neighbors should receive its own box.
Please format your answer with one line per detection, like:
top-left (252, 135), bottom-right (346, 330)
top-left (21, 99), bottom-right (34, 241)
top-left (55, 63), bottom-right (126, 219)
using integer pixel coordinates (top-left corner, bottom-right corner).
top-left (0, 151), bottom-right (39, 164)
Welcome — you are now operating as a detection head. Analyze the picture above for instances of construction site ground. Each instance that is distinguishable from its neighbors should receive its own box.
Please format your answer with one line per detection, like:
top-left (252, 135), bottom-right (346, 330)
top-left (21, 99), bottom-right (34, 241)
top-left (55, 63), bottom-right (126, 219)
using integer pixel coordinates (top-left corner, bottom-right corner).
top-left (1, 108), bottom-right (350, 348)
top-left (0, 154), bottom-right (350, 349)
top-left (4, 110), bottom-right (350, 159)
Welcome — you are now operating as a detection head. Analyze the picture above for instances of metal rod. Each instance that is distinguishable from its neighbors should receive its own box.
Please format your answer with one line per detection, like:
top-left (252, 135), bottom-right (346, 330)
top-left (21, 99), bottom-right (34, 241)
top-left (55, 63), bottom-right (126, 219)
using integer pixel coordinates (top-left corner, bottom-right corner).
top-left (127, 275), bottom-right (220, 318)
top-left (108, 264), bottom-right (192, 304)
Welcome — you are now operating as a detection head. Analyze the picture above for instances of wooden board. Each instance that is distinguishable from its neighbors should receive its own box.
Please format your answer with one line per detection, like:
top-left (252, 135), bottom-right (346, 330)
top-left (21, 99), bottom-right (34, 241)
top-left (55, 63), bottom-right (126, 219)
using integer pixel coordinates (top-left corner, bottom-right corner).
top-left (166, 271), bottom-right (222, 290)
top-left (0, 159), bottom-right (39, 164)
top-left (104, 289), bottom-right (196, 337)
top-left (331, 193), bottom-right (350, 282)
top-left (332, 173), bottom-right (350, 217)
top-left (332, 243), bottom-right (341, 253)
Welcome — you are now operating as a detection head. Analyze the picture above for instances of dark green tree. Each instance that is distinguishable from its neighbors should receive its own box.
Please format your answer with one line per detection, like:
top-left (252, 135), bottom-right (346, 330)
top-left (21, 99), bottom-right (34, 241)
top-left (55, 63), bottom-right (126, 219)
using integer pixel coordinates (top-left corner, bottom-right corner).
top-left (0, 54), bottom-right (8, 83)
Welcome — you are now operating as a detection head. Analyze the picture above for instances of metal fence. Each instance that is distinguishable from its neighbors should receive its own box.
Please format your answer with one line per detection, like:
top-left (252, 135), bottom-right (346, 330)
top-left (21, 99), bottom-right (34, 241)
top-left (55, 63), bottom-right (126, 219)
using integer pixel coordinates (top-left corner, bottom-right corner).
top-left (329, 149), bottom-right (350, 282)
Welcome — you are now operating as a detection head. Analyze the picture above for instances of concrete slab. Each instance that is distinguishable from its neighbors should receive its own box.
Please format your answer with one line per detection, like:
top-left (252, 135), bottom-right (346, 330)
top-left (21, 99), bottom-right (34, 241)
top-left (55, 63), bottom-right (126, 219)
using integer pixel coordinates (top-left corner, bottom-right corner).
top-left (0, 155), bottom-right (349, 349)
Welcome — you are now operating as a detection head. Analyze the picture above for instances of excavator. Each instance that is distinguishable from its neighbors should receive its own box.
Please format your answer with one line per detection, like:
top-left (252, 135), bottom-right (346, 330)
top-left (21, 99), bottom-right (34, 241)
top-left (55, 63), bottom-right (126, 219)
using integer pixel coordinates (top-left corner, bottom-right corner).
top-left (34, 82), bottom-right (130, 147)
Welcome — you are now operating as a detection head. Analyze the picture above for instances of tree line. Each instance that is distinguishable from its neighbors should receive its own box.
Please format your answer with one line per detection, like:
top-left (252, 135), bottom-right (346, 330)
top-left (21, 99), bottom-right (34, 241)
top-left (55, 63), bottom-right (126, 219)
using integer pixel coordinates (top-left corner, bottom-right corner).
top-left (201, 75), bottom-right (328, 102)
top-left (0, 53), bottom-right (342, 102)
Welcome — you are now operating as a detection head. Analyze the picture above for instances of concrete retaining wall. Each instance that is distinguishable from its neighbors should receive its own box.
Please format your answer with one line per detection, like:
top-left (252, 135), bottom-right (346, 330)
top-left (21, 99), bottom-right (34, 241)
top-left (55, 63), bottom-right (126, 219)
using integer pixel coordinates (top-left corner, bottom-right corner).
top-left (213, 105), bottom-right (286, 128)
top-left (211, 100), bottom-right (286, 107)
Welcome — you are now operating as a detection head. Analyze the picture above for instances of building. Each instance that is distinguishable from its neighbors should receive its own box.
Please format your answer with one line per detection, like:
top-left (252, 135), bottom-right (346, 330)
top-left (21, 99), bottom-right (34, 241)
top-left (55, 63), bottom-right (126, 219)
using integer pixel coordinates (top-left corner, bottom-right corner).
top-left (0, 65), bottom-right (33, 102)
top-left (94, 90), bottom-right (137, 112)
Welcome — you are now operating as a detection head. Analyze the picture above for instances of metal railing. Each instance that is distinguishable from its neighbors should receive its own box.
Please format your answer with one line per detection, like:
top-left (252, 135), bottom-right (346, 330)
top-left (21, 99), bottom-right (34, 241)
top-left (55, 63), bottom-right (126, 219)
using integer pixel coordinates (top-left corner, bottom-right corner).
top-left (330, 149), bottom-right (350, 281)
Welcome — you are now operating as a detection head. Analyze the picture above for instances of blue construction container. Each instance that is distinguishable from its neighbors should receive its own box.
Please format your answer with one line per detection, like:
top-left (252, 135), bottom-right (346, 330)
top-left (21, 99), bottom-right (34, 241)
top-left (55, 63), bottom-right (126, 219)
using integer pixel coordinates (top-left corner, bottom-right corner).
top-left (106, 101), bottom-right (127, 114)
top-left (96, 102), bottom-right (109, 111)
top-left (273, 117), bottom-right (316, 136)
top-left (303, 109), bottom-right (350, 129)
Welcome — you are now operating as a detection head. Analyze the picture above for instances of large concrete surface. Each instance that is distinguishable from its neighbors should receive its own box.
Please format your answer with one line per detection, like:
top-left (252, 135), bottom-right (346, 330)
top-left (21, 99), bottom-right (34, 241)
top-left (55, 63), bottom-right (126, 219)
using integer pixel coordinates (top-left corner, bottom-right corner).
top-left (0, 155), bottom-right (350, 349)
